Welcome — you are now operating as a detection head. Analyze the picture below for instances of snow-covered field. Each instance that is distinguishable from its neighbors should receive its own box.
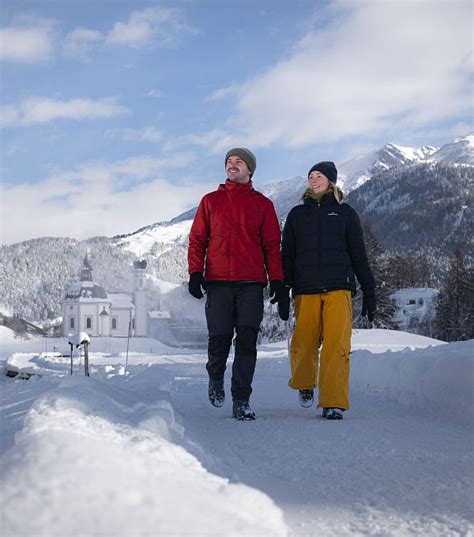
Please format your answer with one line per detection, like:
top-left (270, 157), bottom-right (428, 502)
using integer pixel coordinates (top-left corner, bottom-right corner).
top-left (0, 327), bottom-right (472, 537)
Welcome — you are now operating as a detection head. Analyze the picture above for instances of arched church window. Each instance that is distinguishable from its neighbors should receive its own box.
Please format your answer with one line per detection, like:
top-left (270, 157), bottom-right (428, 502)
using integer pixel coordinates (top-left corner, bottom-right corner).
top-left (86, 317), bottom-right (92, 329)
top-left (70, 317), bottom-right (75, 329)
top-left (112, 318), bottom-right (117, 330)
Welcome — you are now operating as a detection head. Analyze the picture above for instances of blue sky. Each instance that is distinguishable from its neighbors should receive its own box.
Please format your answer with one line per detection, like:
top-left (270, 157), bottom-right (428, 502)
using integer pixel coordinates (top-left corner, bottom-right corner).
top-left (1, 0), bottom-right (472, 244)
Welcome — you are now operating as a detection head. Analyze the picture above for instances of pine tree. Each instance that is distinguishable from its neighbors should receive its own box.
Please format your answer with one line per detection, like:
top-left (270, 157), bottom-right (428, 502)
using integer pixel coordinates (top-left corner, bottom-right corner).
top-left (435, 249), bottom-right (474, 341)
top-left (386, 254), bottom-right (412, 289)
top-left (353, 220), bottom-right (397, 329)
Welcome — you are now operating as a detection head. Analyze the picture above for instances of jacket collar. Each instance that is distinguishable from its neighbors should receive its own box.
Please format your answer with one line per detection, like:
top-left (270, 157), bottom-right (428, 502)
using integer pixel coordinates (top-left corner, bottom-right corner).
top-left (219, 179), bottom-right (254, 192)
top-left (303, 192), bottom-right (337, 206)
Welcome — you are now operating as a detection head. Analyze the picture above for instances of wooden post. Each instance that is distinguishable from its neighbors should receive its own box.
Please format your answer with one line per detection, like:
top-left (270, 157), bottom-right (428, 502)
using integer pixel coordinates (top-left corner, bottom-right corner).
top-left (70, 343), bottom-right (74, 375)
top-left (125, 309), bottom-right (132, 373)
top-left (84, 341), bottom-right (90, 377)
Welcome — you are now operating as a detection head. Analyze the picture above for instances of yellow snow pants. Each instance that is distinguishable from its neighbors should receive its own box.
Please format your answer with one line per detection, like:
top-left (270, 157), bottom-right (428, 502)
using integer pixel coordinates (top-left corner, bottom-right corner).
top-left (288, 290), bottom-right (352, 410)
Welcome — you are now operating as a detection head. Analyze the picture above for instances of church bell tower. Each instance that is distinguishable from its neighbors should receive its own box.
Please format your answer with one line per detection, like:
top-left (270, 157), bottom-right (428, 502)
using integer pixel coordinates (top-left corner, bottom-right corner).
top-left (133, 260), bottom-right (148, 337)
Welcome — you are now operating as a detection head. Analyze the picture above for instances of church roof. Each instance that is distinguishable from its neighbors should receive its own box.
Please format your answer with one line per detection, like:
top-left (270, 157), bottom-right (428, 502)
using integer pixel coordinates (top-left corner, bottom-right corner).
top-left (65, 281), bottom-right (108, 301)
top-left (109, 293), bottom-right (134, 309)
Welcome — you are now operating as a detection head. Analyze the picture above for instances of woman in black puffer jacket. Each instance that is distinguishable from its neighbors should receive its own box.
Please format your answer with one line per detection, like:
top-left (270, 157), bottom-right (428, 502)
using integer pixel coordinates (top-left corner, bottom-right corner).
top-left (282, 161), bottom-right (376, 420)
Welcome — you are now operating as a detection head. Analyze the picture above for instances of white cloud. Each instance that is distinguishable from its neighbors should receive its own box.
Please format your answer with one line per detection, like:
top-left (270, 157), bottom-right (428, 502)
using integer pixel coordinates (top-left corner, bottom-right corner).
top-left (0, 20), bottom-right (55, 62)
top-left (3, 144), bottom-right (26, 157)
top-left (1, 6), bottom-right (192, 64)
top-left (0, 155), bottom-right (212, 244)
top-left (145, 89), bottom-right (163, 98)
top-left (105, 7), bottom-right (190, 48)
top-left (163, 129), bottom-right (230, 153)
top-left (1, 97), bottom-right (129, 127)
top-left (63, 28), bottom-right (103, 60)
top-left (206, 85), bottom-right (240, 102)
top-left (106, 126), bottom-right (163, 144)
top-left (206, 0), bottom-right (473, 150)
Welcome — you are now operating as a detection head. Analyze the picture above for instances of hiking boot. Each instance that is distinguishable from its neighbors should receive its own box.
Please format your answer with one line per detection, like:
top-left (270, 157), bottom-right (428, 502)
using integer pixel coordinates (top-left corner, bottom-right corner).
top-left (208, 379), bottom-right (225, 408)
top-left (298, 389), bottom-right (314, 408)
top-left (232, 400), bottom-right (256, 421)
top-left (321, 408), bottom-right (344, 420)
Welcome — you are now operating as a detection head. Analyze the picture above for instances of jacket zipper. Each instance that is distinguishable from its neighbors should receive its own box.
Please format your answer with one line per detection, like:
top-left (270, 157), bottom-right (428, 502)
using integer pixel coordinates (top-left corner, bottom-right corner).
top-left (316, 201), bottom-right (329, 292)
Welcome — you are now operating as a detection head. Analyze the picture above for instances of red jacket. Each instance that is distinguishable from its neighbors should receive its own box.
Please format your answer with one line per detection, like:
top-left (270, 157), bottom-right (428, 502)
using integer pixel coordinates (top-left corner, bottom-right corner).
top-left (188, 179), bottom-right (283, 283)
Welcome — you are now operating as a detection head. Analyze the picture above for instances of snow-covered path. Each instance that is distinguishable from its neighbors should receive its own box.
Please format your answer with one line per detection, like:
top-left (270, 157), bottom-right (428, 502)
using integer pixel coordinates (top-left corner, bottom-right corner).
top-left (1, 332), bottom-right (473, 536)
top-left (165, 353), bottom-right (473, 536)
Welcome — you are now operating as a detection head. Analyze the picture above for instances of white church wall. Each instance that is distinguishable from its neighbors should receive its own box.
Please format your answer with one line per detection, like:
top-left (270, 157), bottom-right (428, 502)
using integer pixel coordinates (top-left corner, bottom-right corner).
top-left (63, 303), bottom-right (79, 336)
top-left (110, 308), bottom-right (132, 337)
top-left (79, 303), bottom-right (101, 336)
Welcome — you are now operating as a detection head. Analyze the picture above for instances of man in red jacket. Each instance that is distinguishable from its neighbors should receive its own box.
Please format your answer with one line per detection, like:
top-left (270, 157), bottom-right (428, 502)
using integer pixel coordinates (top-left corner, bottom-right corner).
top-left (188, 147), bottom-right (289, 420)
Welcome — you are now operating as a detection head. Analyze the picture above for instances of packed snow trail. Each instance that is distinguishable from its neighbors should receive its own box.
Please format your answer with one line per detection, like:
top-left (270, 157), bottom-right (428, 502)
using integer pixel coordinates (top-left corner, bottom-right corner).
top-left (1, 333), bottom-right (473, 536)
top-left (166, 347), bottom-right (473, 536)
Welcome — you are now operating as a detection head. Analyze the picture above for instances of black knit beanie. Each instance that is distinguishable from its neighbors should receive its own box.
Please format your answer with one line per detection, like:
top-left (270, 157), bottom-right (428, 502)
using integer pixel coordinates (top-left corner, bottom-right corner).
top-left (225, 148), bottom-right (256, 178)
top-left (308, 161), bottom-right (338, 184)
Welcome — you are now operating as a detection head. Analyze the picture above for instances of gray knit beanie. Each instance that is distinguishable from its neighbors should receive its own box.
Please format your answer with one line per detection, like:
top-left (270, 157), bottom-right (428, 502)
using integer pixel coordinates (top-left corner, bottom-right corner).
top-left (225, 148), bottom-right (256, 178)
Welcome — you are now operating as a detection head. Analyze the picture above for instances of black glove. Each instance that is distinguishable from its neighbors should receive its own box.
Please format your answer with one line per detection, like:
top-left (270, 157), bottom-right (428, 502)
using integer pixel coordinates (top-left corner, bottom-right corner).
top-left (269, 280), bottom-right (290, 321)
top-left (188, 272), bottom-right (207, 299)
top-left (361, 292), bottom-right (376, 323)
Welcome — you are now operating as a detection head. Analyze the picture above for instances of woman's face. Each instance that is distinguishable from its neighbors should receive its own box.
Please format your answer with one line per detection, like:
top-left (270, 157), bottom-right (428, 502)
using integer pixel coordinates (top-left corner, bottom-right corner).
top-left (308, 171), bottom-right (330, 193)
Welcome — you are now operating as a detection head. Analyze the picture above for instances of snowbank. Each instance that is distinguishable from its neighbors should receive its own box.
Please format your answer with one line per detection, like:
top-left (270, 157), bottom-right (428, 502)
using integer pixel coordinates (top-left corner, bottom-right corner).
top-left (0, 325), bottom-right (18, 344)
top-left (1, 331), bottom-right (472, 537)
top-left (351, 340), bottom-right (474, 424)
top-left (351, 328), bottom-right (444, 353)
top-left (1, 369), bottom-right (287, 536)
top-left (0, 335), bottom-right (183, 362)
top-left (6, 352), bottom-right (67, 378)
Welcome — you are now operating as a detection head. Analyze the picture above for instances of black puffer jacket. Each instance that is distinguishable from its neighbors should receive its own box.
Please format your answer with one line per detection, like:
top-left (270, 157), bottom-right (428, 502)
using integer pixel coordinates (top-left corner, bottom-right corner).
top-left (282, 194), bottom-right (375, 296)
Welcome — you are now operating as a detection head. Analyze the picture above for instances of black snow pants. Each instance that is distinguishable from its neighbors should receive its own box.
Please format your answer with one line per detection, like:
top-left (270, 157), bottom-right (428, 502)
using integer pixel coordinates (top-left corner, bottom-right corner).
top-left (205, 284), bottom-right (264, 401)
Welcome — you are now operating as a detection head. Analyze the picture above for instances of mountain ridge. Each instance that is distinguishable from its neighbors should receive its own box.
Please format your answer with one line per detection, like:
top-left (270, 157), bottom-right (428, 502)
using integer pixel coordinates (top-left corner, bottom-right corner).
top-left (1, 134), bottom-right (472, 321)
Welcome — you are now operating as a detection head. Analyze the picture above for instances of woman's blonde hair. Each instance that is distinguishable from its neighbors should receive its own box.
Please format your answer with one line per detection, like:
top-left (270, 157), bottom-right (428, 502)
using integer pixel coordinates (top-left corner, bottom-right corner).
top-left (329, 182), bottom-right (344, 204)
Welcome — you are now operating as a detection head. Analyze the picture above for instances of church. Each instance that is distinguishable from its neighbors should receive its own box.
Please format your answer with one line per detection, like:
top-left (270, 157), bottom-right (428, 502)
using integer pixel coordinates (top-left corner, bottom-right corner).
top-left (61, 255), bottom-right (149, 338)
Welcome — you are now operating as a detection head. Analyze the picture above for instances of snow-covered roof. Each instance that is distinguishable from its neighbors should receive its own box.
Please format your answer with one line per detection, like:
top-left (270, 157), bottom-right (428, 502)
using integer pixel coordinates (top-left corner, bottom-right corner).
top-left (391, 288), bottom-right (439, 304)
top-left (109, 293), bottom-right (134, 309)
top-left (65, 281), bottom-right (108, 300)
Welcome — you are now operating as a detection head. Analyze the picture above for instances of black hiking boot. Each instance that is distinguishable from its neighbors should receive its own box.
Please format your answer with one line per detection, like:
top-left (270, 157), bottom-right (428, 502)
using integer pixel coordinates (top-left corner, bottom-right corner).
top-left (208, 379), bottom-right (225, 408)
top-left (298, 389), bottom-right (314, 408)
top-left (232, 400), bottom-right (256, 421)
top-left (321, 408), bottom-right (344, 420)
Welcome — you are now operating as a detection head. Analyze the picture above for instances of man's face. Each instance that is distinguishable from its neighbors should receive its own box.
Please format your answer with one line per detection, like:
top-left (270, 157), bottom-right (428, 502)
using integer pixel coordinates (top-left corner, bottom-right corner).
top-left (226, 155), bottom-right (251, 184)
top-left (308, 171), bottom-right (330, 193)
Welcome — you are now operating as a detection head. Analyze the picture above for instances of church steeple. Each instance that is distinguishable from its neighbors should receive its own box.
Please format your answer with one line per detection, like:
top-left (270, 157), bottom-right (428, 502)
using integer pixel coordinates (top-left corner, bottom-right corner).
top-left (79, 253), bottom-right (93, 282)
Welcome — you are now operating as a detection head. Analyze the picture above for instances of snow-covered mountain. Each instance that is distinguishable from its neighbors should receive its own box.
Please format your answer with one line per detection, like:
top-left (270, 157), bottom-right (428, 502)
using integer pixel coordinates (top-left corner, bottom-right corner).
top-left (338, 143), bottom-right (437, 193)
top-left (428, 133), bottom-right (474, 165)
top-left (1, 134), bottom-right (472, 322)
top-left (347, 161), bottom-right (473, 254)
top-left (256, 141), bottom-right (438, 213)
top-left (112, 134), bottom-right (471, 247)
top-left (169, 143), bottom-right (439, 222)
top-left (115, 220), bottom-right (192, 258)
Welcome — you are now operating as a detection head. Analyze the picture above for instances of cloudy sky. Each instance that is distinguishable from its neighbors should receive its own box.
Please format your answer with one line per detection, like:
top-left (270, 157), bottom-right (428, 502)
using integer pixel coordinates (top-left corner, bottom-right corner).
top-left (1, 0), bottom-right (472, 244)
